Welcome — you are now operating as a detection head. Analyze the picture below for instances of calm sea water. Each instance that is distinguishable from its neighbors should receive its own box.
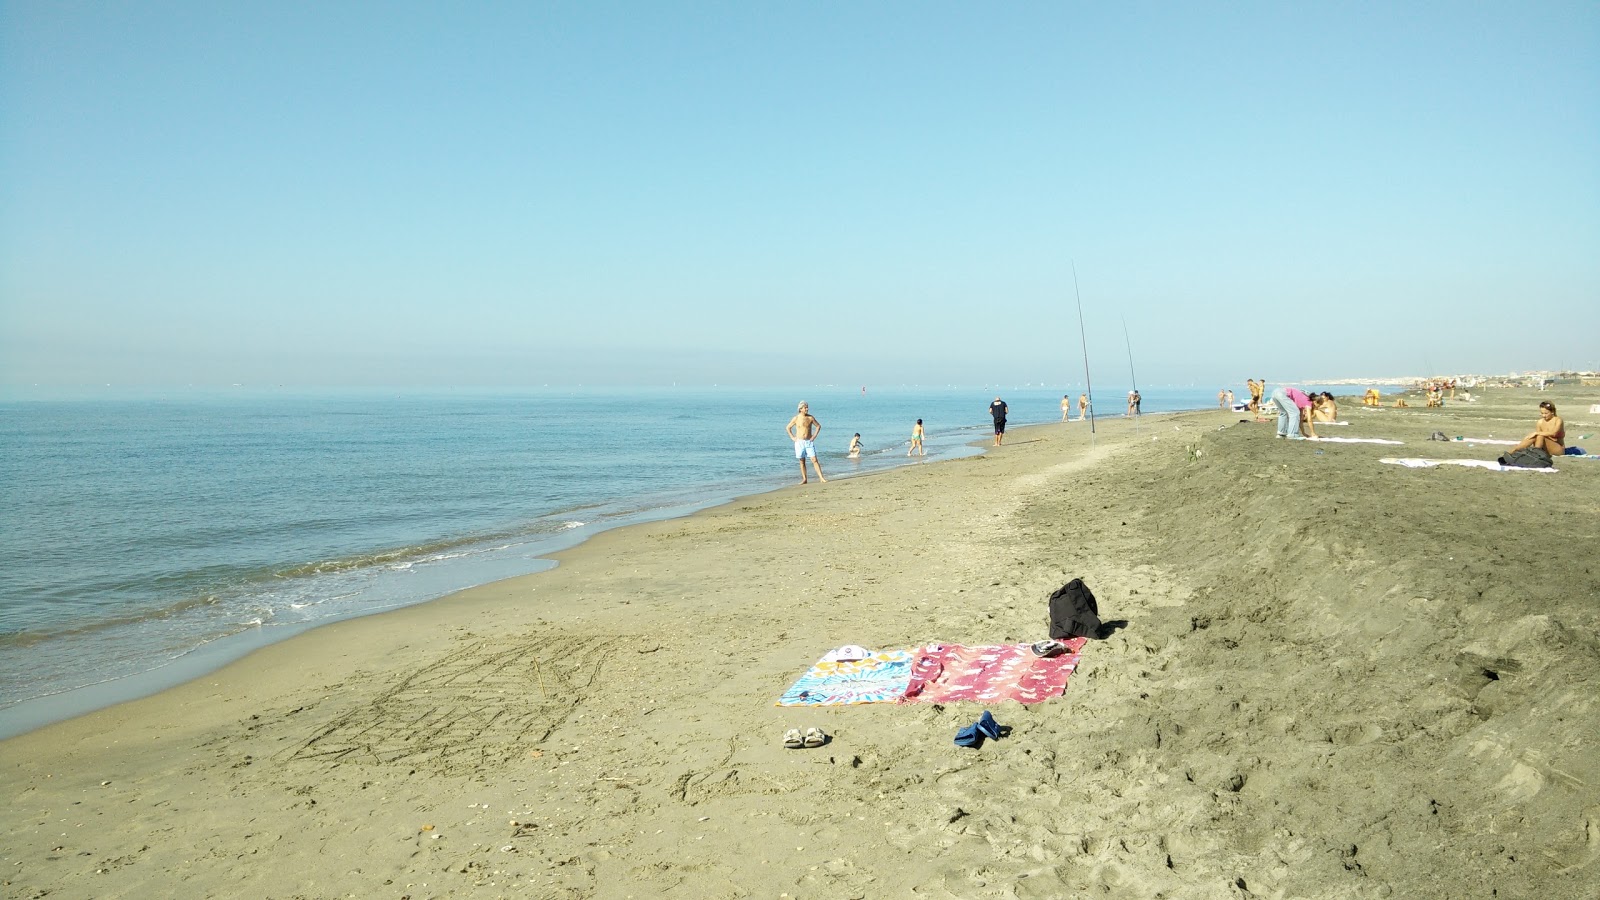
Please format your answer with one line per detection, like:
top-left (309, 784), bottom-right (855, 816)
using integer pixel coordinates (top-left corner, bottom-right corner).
top-left (1, 383), bottom-right (1349, 737)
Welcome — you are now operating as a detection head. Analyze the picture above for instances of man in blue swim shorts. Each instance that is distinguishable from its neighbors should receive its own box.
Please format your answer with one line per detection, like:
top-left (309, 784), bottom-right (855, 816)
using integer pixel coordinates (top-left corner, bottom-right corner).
top-left (786, 401), bottom-right (827, 484)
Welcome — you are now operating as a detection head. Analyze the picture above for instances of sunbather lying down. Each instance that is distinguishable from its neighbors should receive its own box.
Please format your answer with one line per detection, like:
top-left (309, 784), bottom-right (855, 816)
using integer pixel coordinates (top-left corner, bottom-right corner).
top-left (1511, 401), bottom-right (1565, 457)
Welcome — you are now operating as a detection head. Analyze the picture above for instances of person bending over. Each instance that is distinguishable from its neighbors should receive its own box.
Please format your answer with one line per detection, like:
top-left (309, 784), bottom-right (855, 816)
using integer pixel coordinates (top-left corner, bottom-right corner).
top-left (1269, 385), bottom-right (1316, 440)
top-left (1512, 401), bottom-right (1565, 456)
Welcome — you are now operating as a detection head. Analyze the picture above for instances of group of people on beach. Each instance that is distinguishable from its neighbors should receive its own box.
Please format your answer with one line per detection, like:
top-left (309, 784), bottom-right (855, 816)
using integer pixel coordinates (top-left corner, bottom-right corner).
top-left (1245, 378), bottom-right (1265, 412)
top-left (1059, 393), bottom-right (1090, 421)
top-left (794, 386), bottom-right (1570, 484)
top-left (1264, 385), bottom-right (1339, 439)
top-left (784, 402), bottom-right (944, 485)
top-left (1259, 380), bottom-right (1563, 458)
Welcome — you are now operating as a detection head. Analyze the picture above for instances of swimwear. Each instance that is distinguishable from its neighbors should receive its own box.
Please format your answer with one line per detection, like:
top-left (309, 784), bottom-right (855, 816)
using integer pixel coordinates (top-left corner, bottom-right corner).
top-left (794, 439), bottom-right (816, 459)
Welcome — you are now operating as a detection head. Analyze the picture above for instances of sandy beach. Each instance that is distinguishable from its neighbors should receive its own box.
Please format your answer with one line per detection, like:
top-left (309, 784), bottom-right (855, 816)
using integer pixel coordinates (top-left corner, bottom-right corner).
top-left (3, 385), bottom-right (1597, 899)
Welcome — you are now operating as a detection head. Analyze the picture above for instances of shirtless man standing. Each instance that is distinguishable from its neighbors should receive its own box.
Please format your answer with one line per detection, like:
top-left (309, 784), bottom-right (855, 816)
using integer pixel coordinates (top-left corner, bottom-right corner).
top-left (786, 402), bottom-right (826, 484)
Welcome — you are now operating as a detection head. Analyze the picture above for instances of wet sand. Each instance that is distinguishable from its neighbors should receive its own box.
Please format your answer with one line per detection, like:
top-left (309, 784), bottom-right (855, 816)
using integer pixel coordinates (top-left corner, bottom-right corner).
top-left (3, 385), bottom-right (1597, 899)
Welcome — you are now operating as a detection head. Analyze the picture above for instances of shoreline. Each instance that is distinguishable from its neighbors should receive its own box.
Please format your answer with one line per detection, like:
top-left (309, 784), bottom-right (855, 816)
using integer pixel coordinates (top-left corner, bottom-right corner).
top-left (0, 381), bottom-right (1530, 740)
top-left (0, 392), bottom-right (1218, 741)
top-left (3, 386), bottom-right (1596, 898)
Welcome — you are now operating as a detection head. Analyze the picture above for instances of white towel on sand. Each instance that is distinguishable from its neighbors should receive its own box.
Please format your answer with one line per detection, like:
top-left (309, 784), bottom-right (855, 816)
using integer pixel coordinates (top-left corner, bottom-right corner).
top-left (1380, 457), bottom-right (1558, 473)
top-left (1310, 436), bottom-right (1404, 445)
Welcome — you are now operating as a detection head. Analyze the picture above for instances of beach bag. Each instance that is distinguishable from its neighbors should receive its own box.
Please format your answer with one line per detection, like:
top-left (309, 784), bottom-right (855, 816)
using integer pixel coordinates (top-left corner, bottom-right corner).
top-left (1048, 578), bottom-right (1102, 640)
top-left (1498, 447), bottom-right (1552, 469)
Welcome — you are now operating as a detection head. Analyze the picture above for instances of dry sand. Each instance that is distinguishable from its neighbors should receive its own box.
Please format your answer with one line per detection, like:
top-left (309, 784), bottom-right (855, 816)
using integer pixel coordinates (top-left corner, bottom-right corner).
top-left (3, 385), bottom-right (1597, 899)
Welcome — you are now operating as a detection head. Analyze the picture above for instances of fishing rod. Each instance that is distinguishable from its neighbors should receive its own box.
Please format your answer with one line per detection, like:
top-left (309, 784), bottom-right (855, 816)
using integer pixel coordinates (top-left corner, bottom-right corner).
top-left (1072, 262), bottom-right (1095, 437)
top-left (1122, 315), bottom-right (1139, 434)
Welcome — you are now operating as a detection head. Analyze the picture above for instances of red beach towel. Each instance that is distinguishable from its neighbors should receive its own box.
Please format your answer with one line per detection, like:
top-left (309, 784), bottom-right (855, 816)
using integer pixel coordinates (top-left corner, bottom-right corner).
top-left (900, 639), bottom-right (1088, 705)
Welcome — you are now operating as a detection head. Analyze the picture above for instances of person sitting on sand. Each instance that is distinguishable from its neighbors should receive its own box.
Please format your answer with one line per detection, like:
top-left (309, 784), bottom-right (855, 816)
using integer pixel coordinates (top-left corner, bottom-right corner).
top-left (1311, 392), bottom-right (1338, 423)
top-left (1511, 401), bottom-right (1565, 456)
top-left (909, 419), bottom-right (925, 456)
top-left (848, 433), bottom-right (862, 459)
top-left (1363, 388), bottom-right (1381, 407)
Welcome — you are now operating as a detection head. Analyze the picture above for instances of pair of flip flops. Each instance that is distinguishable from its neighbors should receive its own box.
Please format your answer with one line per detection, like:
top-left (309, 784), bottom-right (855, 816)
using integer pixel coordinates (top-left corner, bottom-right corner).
top-left (954, 710), bottom-right (1004, 748)
top-left (783, 727), bottom-right (827, 749)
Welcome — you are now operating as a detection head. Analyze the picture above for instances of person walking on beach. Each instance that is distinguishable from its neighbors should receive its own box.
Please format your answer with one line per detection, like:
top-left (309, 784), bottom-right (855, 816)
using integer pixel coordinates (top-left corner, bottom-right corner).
top-left (909, 419), bottom-right (925, 456)
top-left (786, 402), bottom-right (826, 483)
top-left (1247, 379), bottom-right (1264, 413)
top-left (1078, 393), bottom-right (1089, 420)
top-left (1126, 390), bottom-right (1141, 417)
top-left (989, 397), bottom-right (1008, 445)
top-left (1062, 395), bottom-right (1072, 421)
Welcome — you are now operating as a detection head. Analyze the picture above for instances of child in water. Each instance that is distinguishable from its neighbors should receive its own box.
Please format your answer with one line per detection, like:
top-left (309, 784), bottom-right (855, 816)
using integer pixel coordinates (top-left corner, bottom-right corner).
top-left (848, 433), bottom-right (862, 459)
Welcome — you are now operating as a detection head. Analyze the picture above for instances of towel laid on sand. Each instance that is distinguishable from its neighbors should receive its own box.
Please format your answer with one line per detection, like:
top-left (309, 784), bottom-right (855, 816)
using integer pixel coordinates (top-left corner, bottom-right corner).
top-left (1380, 457), bottom-right (1558, 473)
top-left (1455, 438), bottom-right (1518, 446)
top-left (1310, 436), bottom-right (1404, 444)
top-left (776, 650), bottom-right (914, 706)
top-left (900, 639), bottom-right (1088, 705)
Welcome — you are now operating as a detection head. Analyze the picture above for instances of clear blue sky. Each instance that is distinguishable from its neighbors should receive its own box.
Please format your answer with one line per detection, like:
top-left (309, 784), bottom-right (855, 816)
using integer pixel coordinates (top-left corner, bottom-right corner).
top-left (2, 2), bottom-right (1596, 390)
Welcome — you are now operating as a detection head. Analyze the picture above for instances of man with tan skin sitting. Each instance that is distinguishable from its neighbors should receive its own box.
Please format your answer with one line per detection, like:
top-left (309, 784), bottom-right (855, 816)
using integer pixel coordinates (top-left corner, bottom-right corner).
top-left (1511, 401), bottom-right (1565, 456)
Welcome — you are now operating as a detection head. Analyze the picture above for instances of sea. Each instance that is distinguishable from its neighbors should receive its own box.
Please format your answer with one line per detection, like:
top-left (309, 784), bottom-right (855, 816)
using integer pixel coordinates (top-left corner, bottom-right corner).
top-left (0, 382), bottom-right (1383, 738)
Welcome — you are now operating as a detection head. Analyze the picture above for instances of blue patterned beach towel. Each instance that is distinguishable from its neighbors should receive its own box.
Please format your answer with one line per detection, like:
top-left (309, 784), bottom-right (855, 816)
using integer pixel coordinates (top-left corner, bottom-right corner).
top-left (776, 650), bottom-right (915, 706)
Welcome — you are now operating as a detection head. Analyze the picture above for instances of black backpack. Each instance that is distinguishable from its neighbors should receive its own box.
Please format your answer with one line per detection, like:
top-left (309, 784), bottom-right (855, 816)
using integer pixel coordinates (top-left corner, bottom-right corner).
top-left (1498, 447), bottom-right (1553, 469)
top-left (1048, 578), bottom-right (1103, 639)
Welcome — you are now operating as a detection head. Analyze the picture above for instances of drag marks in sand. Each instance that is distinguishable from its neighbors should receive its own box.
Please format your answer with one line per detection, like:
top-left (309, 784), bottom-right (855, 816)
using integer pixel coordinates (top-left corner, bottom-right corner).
top-left (287, 634), bottom-right (615, 771)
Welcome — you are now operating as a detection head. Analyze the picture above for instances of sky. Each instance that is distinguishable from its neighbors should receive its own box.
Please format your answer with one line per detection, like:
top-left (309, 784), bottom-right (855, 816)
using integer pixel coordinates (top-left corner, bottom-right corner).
top-left (2, 2), bottom-right (1597, 391)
